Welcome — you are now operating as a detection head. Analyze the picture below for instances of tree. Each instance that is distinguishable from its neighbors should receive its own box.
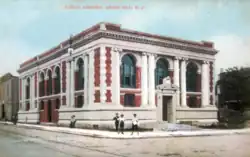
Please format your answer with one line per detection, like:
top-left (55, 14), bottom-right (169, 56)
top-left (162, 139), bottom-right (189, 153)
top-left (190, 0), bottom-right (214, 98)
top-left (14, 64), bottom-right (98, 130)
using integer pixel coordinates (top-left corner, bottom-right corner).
top-left (217, 67), bottom-right (250, 111)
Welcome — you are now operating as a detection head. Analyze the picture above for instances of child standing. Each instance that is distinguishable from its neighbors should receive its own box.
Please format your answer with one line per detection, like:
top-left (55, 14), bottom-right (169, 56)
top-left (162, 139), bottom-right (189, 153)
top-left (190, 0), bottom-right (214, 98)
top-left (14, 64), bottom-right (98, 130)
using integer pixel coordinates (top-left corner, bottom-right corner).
top-left (131, 114), bottom-right (139, 135)
top-left (119, 114), bottom-right (125, 134)
top-left (113, 113), bottom-right (120, 133)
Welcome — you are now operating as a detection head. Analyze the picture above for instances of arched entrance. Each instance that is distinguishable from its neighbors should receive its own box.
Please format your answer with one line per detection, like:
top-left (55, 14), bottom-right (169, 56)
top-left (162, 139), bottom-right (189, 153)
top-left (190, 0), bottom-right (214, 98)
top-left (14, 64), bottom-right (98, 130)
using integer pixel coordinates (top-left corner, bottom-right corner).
top-left (47, 100), bottom-right (52, 122)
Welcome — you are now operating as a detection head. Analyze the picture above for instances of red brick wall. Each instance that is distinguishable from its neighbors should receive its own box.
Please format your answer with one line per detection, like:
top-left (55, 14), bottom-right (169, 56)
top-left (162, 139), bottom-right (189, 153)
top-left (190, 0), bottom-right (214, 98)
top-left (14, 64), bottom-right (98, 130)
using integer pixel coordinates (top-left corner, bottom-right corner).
top-left (43, 101), bottom-right (48, 122)
top-left (94, 48), bottom-right (100, 103)
top-left (135, 95), bottom-right (141, 107)
top-left (106, 47), bottom-right (112, 103)
top-left (62, 61), bottom-right (66, 93)
top-left (44, 80), bottom-right (47, 96)
top-left (94, 90), bottom-right (100, 103)
top-left (196, 96), bottom-right (201, 107)
top-left (105, 47), bottom-right (112, 86)
top-left (94, 48), bottom-right (100, 86)
top-left (106, 90), bottom-right (112, 103)
top-left (136, 67), bottom-right (141, 88)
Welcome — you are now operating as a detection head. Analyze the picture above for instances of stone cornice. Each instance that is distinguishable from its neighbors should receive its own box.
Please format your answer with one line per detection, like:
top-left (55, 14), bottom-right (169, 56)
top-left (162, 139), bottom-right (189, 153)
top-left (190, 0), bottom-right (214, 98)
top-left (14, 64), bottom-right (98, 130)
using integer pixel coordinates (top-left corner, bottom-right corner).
top-left (18, 31), bottom-right (217, 73)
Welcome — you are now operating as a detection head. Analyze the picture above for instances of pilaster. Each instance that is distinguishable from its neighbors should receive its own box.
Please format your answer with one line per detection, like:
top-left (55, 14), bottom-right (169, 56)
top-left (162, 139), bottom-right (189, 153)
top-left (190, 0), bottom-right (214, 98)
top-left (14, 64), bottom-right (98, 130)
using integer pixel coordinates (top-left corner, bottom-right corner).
top-left (148, 53), bottom-right (156, 107)
top-left (202, 60), bottom-right (209, 107)
top-left (84, 54), bottom-right (89, 106)
top-left (141, 52), bottom-right (148, 106)
top-left (180, 58), bottom-right (187, 107)
top-left (66, 60), bottom-right (71, 107)
top-left (88, 51), bottom-right (95, 106)
top-left (70, 59), bottom-right (75, 107)
top-left (174, 56), bottom-right (181, 107)
top-left (111, 47), bottom-right (121, 106)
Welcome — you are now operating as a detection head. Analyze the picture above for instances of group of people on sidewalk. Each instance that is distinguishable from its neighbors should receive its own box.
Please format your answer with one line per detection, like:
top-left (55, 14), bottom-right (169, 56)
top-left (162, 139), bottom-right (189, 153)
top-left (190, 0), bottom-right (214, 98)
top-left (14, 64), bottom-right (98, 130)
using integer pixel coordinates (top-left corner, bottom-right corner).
top-left (69, 113), bottom-right (140, 135)
top-left (113, 113), bottom-right (139, 135)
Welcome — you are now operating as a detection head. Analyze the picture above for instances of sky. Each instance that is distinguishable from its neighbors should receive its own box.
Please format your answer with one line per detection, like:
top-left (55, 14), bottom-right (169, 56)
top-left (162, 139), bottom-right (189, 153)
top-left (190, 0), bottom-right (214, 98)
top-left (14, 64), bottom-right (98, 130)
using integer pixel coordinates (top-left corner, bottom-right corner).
top-left (0, 0), bottom-right (250, 79)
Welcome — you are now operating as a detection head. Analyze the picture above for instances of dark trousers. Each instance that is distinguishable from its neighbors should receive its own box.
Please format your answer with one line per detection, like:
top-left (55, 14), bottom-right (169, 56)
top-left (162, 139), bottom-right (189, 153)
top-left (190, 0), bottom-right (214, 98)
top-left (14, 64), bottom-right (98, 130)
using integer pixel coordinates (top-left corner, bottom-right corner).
top-left (115, 122), bottom-right (119, 131)
top-left (119, 121), bottom-right (124, 134)
top-left (131, 124), bottom-right (139, 134)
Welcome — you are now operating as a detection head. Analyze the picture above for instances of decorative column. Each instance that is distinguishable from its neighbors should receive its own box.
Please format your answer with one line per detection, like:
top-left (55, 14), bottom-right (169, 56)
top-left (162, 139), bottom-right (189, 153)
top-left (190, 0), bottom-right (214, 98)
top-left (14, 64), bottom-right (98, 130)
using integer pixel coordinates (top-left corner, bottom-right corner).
top-left (84, 54), bottom-right (89, 106)
top-left (202, 61), bottom-right (209, 107)
top-left (70, 59), bottom-right (75, 107)
top-left (100, 46), bottom-right (107, 104)
top-left (52, 73), bottom-right (56, 95)
top-left (88, 51), bottom-right (94, 106)
top-left (141, 52), bottom-right (148, 106)
top-left (22, 78), bottom-right (25, 110)
top-left (44, 76), bottom-right (48, 97)
top-left (148, 53), bottom-right (156, 107)
top-left (111, 48), bottom-right (121, 106)
top-left (180, 58), bottom-right (187, 107)
top-left (31, 74), bottom-right (35, 109)
top-left (173, 57), bottom-right (180, 107)
top-left (66, 60), bottom-right (71, 107)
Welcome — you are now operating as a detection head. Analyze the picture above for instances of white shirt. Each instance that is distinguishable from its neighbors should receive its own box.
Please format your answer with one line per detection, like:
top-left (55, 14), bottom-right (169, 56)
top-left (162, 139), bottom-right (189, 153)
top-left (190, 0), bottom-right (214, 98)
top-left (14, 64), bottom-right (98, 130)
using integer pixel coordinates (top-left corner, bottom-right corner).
top-left (132, 118), bottom-right (138, 125)
top-left (119, 117), bottom-right (124, 122)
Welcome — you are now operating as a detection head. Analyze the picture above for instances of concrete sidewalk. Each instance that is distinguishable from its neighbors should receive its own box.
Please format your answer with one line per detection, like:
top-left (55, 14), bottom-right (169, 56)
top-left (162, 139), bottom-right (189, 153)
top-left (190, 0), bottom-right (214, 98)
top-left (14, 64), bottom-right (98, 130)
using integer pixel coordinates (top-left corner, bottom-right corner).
top-left (1, 121), bottom-right (250, 139)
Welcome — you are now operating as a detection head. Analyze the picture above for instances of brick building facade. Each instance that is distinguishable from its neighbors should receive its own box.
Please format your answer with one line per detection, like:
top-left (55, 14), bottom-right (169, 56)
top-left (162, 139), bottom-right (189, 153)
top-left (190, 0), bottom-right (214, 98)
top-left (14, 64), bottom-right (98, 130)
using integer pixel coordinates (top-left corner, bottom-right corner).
top-left (18, 22), bottom-right (218, 128)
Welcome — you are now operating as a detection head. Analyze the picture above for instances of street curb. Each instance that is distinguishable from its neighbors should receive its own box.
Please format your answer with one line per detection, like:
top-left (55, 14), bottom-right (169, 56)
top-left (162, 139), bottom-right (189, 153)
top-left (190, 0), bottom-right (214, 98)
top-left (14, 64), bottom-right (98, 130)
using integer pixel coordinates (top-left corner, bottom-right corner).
top-left (1, 122), bottom-right (250, 139)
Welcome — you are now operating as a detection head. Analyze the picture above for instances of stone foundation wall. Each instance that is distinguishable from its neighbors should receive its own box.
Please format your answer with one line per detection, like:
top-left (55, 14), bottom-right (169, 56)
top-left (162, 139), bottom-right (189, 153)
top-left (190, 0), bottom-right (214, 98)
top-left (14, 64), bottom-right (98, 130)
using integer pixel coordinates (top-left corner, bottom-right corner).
top-left (18, 110), bottom-right (39, 124)
top-left (176, 107), bottom-right (218, 122)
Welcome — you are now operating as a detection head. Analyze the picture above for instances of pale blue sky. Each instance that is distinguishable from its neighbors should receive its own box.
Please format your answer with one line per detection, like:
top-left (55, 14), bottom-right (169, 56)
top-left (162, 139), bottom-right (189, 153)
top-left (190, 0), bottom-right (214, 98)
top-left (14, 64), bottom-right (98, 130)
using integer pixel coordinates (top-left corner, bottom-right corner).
top-left (1, 0), bottom-right (250, 77)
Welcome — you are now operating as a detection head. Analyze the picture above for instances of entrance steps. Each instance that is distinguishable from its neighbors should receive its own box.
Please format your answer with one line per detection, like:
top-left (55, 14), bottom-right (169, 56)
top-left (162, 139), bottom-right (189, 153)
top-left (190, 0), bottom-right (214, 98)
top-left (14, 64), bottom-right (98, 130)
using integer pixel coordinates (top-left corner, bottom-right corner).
top-left (154, 121), bottom-right (201, 131)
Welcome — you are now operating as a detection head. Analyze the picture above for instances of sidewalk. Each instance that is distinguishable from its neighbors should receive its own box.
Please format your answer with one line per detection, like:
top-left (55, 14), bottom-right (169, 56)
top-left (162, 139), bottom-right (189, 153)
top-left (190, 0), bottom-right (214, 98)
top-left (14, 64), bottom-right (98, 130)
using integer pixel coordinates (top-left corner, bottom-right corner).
top-left (1, 121), bottom-right (250, 139)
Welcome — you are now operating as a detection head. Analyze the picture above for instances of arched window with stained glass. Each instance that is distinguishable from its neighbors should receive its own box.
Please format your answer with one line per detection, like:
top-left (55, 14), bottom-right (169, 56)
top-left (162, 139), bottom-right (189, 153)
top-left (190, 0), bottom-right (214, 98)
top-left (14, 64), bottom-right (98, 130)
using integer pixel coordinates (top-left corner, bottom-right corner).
top-left (155, 58), bottom-right (169, 87)
top-left (120, 54), bottom-right (136, 88)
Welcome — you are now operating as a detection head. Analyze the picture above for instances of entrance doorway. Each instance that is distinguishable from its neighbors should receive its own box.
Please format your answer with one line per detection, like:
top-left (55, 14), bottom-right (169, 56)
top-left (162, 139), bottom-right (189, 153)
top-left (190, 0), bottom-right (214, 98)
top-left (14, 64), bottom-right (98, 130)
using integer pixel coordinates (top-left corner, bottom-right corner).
top-left (47, 100), bottom-right (52, 122)
top-left (162, 96), bottom-right (171, 121)
top-left (1, 105), bottom-right (5, 119)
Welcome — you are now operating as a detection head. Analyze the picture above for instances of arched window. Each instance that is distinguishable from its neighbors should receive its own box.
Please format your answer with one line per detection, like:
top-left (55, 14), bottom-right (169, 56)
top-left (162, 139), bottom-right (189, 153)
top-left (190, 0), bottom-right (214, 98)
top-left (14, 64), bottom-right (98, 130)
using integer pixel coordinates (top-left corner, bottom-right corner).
top-left (39, 73), bottom-right (45, 97)
top-left (186, 62), bottom-right (198, 92)
top-left (54, 67), bottom-right (61, 94)
top-left (121, 54), bottom-right (136, 88)
top-left (76, 95), bottom-right (83, 108)
top-left (25, 78), bottom-right (30, 99)
top-left (76, 58), bottom-right (84, 90)
top-left (155, 58), bottom-right (169, 86)
top-left (47, 70), bottom-right (52, 95)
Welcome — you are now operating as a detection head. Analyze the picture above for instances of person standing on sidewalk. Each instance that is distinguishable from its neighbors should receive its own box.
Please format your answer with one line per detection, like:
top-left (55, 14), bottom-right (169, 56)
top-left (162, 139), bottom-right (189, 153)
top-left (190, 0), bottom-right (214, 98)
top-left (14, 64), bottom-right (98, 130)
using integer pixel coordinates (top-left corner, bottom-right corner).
top-left (69, 115), bottom-right (76, 128)
top-left (131, 114), bottom-right (139, 135)
top-left (119, 114), bottom-right (125, 134)
top-left (113, 113), bottom-right (120, 133)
